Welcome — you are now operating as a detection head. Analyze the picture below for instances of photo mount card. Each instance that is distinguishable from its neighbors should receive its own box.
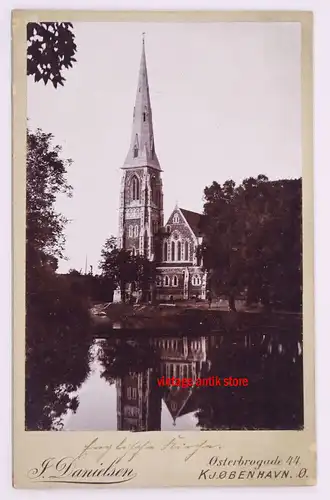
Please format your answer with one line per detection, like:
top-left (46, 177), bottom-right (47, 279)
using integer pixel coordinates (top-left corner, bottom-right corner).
top-left (12, 10), bottom-right (315, 488)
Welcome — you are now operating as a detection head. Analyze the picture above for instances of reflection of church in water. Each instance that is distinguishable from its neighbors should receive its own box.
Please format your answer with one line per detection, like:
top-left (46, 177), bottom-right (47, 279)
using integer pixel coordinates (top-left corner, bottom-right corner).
top-left (116, 336), bottom-right (211, 431)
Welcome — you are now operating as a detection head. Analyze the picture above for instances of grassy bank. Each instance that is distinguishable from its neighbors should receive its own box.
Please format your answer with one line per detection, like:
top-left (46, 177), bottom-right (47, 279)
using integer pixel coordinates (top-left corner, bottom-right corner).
top-left (91, 302), bottom-right (302, 334)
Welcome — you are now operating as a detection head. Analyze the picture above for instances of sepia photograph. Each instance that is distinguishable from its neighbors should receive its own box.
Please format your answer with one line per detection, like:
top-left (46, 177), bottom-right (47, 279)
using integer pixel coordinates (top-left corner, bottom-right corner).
top-left (8, 5), bottom-right (319, 488)
top-left (24, 20), bottom-right (304, 434)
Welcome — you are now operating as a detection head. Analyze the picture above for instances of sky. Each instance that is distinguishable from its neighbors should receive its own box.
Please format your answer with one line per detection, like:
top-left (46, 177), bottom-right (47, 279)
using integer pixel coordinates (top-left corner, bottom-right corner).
top-left (27, 21), bottom-right (301, 274)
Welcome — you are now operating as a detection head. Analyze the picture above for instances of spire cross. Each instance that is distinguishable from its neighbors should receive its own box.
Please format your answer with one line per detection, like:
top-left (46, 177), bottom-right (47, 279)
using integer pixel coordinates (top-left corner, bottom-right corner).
top-left (142, 32), bottom-right (146, 43)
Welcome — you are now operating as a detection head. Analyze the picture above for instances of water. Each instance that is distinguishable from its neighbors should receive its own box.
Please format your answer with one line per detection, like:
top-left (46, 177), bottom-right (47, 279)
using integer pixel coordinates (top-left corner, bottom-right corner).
top-left (62, 340), bottom-right (199, 432)
top-left (25, 327), bottom-right (303, 432)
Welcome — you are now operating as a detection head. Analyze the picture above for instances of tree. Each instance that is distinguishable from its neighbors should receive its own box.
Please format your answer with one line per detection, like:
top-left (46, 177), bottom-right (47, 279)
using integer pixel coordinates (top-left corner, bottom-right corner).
top-left (241, 177), bottom-right (302, 310)
top-left (199, 179), bottom-right (246, 311)
top-left (133, 254), bottom-right (157, 302)
top-left (27, 22), bottom-right (77, 88)
top-left (26, 127), bottom-right (92, 430)
top-left (99, 237), bottom-right (135, 302)
top-left (26, 128), bottom-right (72, 259)
top-left (98, 338), bottom-right (160, 385)
top-left (68, 268), bottom-right (81, 276)
top-left (200, 176), bottom-right (302, 312)
top-left (99, 238), bottom-right (156, 303)
top-left (26, 269), bottom-right (92, 430)
top-left (196, 331), bottom-right (303, 430)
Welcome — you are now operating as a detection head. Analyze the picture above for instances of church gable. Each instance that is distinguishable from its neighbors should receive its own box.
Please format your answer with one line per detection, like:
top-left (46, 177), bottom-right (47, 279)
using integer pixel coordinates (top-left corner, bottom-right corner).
top-left (163, 387), bottom-right (193, 420)
top-left (163, 386), bottom-right (201, 424)
top-left (167, 209), bottom-right (184, 226)
top-left (159, 207), bottom-right (204, 264)
top-left (164, 207), bottom-right (203, 240)
top-left (165, 208), bottom-right (197, 242)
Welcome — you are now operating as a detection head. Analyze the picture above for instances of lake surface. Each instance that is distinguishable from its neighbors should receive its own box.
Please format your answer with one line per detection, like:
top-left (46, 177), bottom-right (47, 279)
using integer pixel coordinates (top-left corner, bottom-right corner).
top-left (26, 326), bottom-right (303, 432)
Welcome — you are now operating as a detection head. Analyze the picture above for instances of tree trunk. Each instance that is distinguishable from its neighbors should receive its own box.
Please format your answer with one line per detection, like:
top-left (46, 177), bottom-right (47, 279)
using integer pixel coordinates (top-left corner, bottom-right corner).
top-left (245, 286), bottom-right (254, 307)
top-left (150, 286), bottom-right (156, 305)
top-left (120, 281), bottom-right (126, 303)
top-left (228, 294), bottom-right (236, 311)
top-left (260, 285), bottom-right (271, 312)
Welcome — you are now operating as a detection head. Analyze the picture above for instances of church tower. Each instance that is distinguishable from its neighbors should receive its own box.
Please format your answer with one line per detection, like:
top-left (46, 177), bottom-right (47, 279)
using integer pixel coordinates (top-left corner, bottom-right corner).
top-left (118, 35), bottom-right (164, 260)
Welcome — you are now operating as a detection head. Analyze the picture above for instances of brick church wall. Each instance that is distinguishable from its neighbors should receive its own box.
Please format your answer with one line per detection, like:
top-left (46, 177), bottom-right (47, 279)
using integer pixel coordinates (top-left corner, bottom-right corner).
top-left (156, 266), bottom-right (204, 301)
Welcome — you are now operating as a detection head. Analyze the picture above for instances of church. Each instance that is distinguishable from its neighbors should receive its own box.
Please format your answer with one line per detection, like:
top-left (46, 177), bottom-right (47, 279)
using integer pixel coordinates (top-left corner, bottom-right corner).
top-left (117, 37), bottom-right (207, 301)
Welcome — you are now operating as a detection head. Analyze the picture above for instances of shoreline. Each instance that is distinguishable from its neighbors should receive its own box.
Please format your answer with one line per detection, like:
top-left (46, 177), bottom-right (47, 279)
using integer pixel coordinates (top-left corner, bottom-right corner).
top-left (89, 302), bottom-right (302, 337)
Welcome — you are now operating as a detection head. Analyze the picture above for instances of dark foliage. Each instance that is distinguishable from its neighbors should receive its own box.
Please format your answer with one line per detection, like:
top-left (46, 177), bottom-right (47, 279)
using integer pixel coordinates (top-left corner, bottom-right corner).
top-left (62, 270), bottom-right (115, 303)
top-left (195, 330), bottom-right (303, 430)
top-left (200, 176), bottom-right (302, 311)
top-left (27, 22), bottom-right (77, 88)
top-left (25, 128), bottom-right (91, 430)
top-left (99, 237), bottom-right (156, 303)
top-left (98, 338), bottom-right (160, 384)
top-left (25, 258), bottom-right (91, 430)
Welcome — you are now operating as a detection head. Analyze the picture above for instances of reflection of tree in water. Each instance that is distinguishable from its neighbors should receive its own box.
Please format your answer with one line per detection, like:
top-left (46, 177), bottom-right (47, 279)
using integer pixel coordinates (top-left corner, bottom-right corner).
top-left (98, 337), bottom-right (160, 383)
top-left (96, 331), bottom-right (303, 431)
top-left (196, 333), bottom-right (303, 430)
top-left (25, 270), bottom-right (92, 430)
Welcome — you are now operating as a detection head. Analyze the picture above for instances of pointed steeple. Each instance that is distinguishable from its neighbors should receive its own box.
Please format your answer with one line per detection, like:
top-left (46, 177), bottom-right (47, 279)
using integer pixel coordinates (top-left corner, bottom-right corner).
top-left (123, 34), bottom-right (161, 170)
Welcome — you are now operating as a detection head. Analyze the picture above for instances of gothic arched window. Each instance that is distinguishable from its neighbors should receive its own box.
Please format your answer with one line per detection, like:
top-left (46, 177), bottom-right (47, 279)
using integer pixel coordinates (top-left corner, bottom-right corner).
top-left (164, 276), bottom-right (170, 286)
top-left (171, 241), bottom-right (175, 261)
top-left (185, 241), bottom-right (189, 260)
top-left (173, 275), bottom-right (178, 287)
top-left (192, 275), bottom-right (201, 286)
top-left (131, 175), bottom-right (140, 201)
top-left (177, 241), bottom-right (181, 261)
top-left (128, 226), bottom-right (133, 238)
top-left (164, 241), bottom-right (168, 261)
top-left (173, 213), bottom-right (179, 224)
top-left (150, 175), bottom-right (157, 205)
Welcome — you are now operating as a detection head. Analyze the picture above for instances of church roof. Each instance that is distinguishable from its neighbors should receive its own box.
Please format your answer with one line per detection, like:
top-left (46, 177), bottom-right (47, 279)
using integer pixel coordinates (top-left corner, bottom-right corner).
top-left (179, 208), bottom-right (204, 237)
top-left (163, 387), bottom-right (193, 418)
top-left (163, 386), bottom-right (200, 425)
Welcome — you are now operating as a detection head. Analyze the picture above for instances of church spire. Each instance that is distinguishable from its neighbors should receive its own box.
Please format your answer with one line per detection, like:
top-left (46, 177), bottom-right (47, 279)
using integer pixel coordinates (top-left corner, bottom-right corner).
top-left (123, 34), bottom-right (161, 170)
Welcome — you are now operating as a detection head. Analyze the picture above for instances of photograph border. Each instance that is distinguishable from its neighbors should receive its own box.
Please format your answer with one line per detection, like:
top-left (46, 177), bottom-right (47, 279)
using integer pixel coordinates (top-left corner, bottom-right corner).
top-left (12, 9), bottom-right (315, 488)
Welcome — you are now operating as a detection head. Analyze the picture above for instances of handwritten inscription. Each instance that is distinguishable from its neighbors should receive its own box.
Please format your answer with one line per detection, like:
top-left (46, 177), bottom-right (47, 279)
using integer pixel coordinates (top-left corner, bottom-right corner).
top-left (27, 435), bottom-right (222, 484)
top-left (28, 457), bottom-right (136, 485)
top-left (27, 437), bottom-right (312, 486)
